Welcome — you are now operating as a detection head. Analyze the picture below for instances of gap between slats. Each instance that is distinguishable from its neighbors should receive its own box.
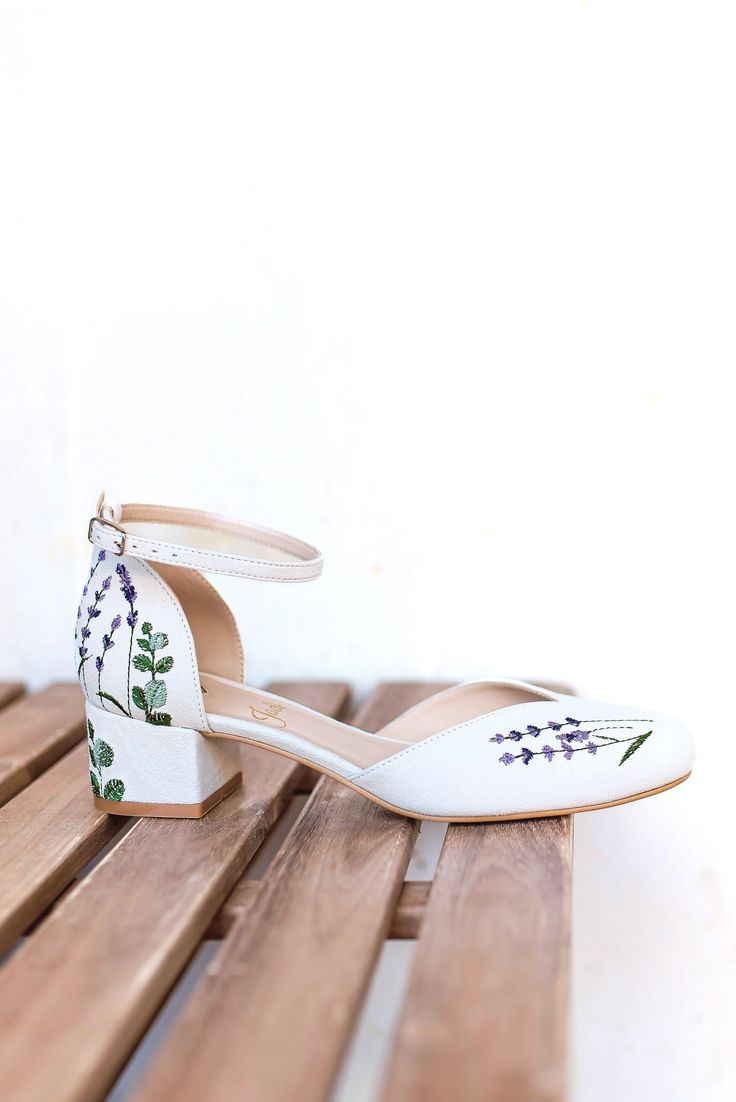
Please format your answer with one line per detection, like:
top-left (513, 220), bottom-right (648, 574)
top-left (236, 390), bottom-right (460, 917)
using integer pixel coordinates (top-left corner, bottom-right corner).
top-left (0, 682), bottom-right (351, 1102)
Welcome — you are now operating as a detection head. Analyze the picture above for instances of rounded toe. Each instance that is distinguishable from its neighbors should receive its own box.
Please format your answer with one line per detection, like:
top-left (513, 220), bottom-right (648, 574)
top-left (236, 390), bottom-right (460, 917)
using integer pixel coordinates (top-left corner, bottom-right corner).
top-left (647, 711), bottom-right (695, 789)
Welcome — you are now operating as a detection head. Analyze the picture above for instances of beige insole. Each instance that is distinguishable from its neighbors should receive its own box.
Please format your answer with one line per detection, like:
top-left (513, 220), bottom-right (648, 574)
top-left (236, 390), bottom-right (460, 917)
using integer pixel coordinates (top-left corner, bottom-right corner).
top-left (201, 674), bottom-right (555, 769)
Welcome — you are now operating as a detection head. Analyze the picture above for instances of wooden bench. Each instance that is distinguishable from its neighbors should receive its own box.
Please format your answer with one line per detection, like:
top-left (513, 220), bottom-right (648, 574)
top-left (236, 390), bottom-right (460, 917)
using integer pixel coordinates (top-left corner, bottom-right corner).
top-left (0, 681), bottom-right (572, 1102)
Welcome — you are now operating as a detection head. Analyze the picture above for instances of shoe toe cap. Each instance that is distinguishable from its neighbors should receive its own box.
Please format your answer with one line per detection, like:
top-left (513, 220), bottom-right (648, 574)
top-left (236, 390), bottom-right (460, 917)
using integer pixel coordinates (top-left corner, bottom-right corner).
top-left (645, 709), bottom-right (695, 787)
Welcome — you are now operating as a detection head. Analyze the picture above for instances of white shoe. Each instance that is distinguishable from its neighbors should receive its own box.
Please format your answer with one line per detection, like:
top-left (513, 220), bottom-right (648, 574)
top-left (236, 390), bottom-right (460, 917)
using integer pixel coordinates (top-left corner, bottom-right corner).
top-left (76, 497), bottom-right (694, 821)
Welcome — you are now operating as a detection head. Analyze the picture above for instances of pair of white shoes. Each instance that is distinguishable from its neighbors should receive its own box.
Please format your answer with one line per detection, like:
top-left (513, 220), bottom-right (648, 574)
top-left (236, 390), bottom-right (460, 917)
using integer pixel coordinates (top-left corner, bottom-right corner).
top-left (76, 497), bottom-right (694, 821)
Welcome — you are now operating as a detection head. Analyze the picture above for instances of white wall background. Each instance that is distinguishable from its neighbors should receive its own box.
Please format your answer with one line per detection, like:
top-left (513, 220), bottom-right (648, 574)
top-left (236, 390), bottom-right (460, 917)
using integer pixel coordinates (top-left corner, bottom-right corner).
top-left (1, 2), bottom-right (735, 1098)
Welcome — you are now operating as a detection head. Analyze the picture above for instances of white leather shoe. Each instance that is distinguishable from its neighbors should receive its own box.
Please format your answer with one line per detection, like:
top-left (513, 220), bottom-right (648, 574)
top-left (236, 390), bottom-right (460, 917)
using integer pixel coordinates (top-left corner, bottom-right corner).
top-left (76, 497), bottom-right (694, 821)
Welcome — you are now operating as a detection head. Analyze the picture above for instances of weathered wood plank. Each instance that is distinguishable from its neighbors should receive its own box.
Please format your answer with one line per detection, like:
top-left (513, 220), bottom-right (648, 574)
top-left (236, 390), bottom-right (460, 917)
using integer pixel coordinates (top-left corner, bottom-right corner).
top-left (381, 816), bottom-right (574, 1102)
top-left (0, 683), bottom-right (349, 1102)
top-left (387, 880), bottom-right (432, 940)
top-left (134, 683), bottom-right (442, 1102)
top-left (0, 683), bottom-right (24, 711)
top-left (208, 877), bottom-right (433, 940)
top-left (0, 743), bottom-right (121, 955)
top-left (0, 684), bottom-right (85, 807)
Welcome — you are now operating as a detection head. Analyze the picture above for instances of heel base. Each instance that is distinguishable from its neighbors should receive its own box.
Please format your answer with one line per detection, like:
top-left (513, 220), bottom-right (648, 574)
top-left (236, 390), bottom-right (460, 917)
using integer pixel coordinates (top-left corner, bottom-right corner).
top-left (93, 772), bottom-right (242, 819)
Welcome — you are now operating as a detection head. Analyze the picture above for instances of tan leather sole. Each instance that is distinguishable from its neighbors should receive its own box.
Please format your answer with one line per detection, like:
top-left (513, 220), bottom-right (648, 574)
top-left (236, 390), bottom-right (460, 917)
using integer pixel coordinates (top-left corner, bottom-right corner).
top-left (206, 730), bottom-right (692, 822)
top-left (93, 772), bottom-right (242, 818)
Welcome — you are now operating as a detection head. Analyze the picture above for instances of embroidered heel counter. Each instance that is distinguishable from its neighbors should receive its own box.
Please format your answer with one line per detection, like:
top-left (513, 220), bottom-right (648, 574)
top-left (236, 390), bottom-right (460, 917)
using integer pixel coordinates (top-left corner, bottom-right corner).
top-left (73, 551), bottom-right (207, 732)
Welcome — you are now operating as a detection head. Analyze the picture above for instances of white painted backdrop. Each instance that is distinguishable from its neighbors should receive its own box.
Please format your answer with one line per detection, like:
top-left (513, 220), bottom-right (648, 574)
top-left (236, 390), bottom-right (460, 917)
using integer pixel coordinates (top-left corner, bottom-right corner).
top-left (1, 3), bottom-right (734, 1099)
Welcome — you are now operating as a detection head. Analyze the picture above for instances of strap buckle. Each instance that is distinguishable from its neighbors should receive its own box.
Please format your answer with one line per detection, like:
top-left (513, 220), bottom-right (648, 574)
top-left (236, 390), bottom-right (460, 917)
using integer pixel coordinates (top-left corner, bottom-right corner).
top-left (87, 516), bottom-right (127, 556)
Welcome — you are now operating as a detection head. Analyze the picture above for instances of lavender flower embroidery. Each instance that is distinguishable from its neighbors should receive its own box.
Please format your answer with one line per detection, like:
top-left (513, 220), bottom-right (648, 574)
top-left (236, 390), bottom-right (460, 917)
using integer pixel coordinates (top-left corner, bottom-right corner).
top-left (116, 562), bottom-right (138, 713)
top-left (95, 613), bottom-right (122, 710)
top-left (75, 557), bottom-right (177, 727)
top-left (76, 572), bottom-right (112, 688)
top-left (76, 550), bottom-right (106, 627)
top-left (87, 718), bottom-right (125, 802)
top-left (493, 717), bottom-right (653, 767)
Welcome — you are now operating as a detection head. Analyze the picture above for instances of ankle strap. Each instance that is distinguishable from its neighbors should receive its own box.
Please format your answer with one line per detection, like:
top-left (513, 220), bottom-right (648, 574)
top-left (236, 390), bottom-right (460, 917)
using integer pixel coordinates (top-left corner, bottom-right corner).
top-left (88, 499), bottom-right (323, 582)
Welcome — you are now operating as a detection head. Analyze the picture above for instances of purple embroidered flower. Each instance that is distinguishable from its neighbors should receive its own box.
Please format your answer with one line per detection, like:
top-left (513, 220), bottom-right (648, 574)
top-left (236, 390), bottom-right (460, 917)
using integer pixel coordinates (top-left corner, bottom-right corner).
top-left (95, 611), bottom-right (122, 679)
top-left (78, 645), bottom-right (87, 658)
top-left (81, 626), bottom-right (91, 640)
top-left (116, 562), bottom-right (137, 606)
top-left (127, 610), bottom-right (138, 628)
top-left (88, 604), bottom-right (101, 618)
top-left (101, 576), bottom-right (111, 591)
top-left (98, 550), bottom-right (106, 562)
top-left (490, 718), bottom-right (655, 769)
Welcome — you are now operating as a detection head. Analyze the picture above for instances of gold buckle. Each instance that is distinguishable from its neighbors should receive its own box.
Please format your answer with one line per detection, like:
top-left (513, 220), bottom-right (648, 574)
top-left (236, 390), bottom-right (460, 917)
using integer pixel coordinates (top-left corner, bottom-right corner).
top-left (87, 516), bottom-right (127, 556)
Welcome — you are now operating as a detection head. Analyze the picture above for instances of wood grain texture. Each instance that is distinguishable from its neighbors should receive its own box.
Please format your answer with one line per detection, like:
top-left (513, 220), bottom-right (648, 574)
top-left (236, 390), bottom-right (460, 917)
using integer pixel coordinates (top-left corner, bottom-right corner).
top-left (388, 880), bottom-right (432, 939)
top-left (0, 742), bottom-right (121, 954)
top-left (381, 816), bottom-right (574, 1102)
top-left (134, 683), bottom-right (444, 1102)
top-left (208, 877), bottom-right (433, 940)
top-left (0, 683), bottom-right (85, 807)
top-left (0, 682), bottom-right (349, 1102)
top-left (0, 683), bottom-right (24, 711)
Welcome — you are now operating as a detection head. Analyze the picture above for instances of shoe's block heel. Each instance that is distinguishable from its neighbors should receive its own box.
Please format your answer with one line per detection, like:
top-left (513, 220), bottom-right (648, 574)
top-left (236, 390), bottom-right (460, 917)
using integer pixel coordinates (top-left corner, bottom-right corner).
top-left (85, 702), bottom-right (242, 818)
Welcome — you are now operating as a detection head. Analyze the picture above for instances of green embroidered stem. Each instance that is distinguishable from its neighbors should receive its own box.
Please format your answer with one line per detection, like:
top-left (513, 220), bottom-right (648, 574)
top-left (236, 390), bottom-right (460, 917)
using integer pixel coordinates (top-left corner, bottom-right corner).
top-left (126, 624), bottom-right (134, 714)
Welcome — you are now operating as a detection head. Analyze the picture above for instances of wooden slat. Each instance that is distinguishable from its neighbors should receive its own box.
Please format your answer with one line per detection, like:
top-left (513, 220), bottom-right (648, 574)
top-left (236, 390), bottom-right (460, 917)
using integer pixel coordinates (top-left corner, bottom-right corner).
top-left (382, 817), bottom-right (573, 1102)
top-left (134, 683), bottom-right (443, 1102)
top-left (0, 682), bottom-right (349, 1102)
top-left (388, 880), bottom-right (432, 939)
top-left (0, 682), bottom-right (24, 711)
top-left (0, 743), bottom-right (121, 955)
top-left (0, 684), bottom-right (85, 807)
top-left (208, 877), bottom-right (433, 941)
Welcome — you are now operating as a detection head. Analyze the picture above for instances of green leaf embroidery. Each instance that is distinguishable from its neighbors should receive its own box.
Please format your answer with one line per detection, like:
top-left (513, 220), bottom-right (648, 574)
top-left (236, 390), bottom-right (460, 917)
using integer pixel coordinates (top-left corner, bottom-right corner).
top-left (124, 616), bottom-right (175, 725)
top-left (619, 731), bottom-right (653, 766)
top-left (144, 679), bottom-right (167, 709)
top-left (97, 691), bottom-right (130, 716)
top-left (95, 740), bottom-right (115, 769)
top-left (149, 711), bottom-right (172, 726)
top-left (88, 719), bottom-right (95, 740)
top-left (89, 771), bottom-right (101, 797)
top-left (103, 778), bottom-right (126, 801)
